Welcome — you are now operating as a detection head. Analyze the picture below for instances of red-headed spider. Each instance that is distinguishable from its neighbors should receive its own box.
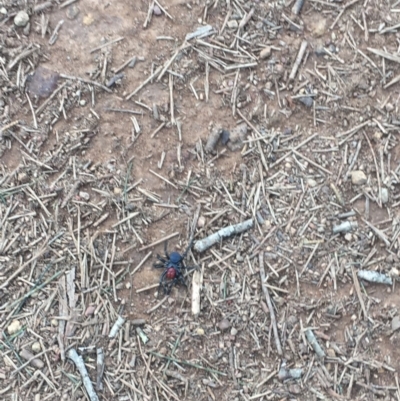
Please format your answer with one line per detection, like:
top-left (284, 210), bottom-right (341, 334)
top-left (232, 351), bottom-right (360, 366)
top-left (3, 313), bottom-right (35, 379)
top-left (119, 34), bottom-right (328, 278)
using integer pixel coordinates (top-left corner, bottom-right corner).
top-left (153, 239), bottom-right (194, 295)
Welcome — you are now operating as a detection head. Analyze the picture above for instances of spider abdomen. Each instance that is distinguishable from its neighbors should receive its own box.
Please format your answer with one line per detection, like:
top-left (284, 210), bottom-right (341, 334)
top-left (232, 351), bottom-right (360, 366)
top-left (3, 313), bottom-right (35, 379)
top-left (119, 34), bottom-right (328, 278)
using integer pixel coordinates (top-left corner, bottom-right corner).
top-left (166, 267), bottom-right (176, 280)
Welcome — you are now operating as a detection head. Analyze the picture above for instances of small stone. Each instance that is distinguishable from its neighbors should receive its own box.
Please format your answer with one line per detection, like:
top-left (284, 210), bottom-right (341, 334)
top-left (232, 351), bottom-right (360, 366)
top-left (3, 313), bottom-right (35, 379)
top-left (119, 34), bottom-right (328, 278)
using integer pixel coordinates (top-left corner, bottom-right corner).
top-left (66, 5), bottom-right (80, 20)
top-left (218, 318), bottom-right (231, 331)
top-left (153, 5), bottom-right (162, 16)
top-left (259, 46), bottom-right (272, 59)
top-left (392, 316), bottom-right (400, 331)
top-left (286, 315), bottom-right (298, 328)
top-left (7, 320), bottom-right (21, 335)
top-left (32, 342), bottom-right (41, 353)
top-left (390, 267), bottom-right (400, 277)
top-left (350, 170), bottom-right (367, 185)
top-left (23, 22), bottom-right (30, 36)
top-left (326, 348), bottom-right (336, 357)
top-left (373, 131), bottom-right (382, 141)
top-left (299, 96), bottom-right (313, 107)
top-left (307, 178), bottom-right (317, 188)
top-left (344, 233), bottom-right (352, 242)
top-left (79, 99), bottom-right (86, 106)
top-left (85, 305), bottom-right (96, 316)
top-left (51, 319), bottom-right (58, 327)
top-left (310, 18), bottom-right (327, 37)
top-left (288, 384), bottom-right (302, 395)
top-left (113, 187), bottom-right (122, 195)
top-left (167, 297), bottom-right (175, 304)
top-left (385, 103), bottom-right (394, 112)
top-left (18, 172), bottom-right (29, 183)
top-left (230, 327), bottom-right (238, 336)
top-left (125, 282), bottom-right (131, 289)
top-left (14, 10), bottom-right (29, 27)
top-left (380, 188), bottom-right (389, 204)
top-left (227, 20), bottom-right (238, 29)
top-left (79, 191), bottom-right (90, 201)
top-left (197, 216), bottom-right (206, 228)
top-left (0, 7), bottom-right (7, 15)
top-left (196, 327), bottom-right (205, 336)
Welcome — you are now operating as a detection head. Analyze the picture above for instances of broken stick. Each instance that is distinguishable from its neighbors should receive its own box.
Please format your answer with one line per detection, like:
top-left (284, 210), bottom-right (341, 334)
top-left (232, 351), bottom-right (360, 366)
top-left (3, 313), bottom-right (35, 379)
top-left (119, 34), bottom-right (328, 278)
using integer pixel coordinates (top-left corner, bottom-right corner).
top-left (194, 219), bottom-right (253, 252)
top-left (67, 349), bottom-right (99, 401)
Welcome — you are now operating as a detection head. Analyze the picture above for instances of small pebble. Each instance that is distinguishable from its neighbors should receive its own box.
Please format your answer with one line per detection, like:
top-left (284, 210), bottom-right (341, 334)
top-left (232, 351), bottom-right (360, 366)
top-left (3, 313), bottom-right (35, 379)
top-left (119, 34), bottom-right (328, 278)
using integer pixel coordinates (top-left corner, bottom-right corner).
top-left (230, 327), bottom-right (238, 336)
top-left (79, 191), bottom-right (90, 201)
top-left (344, 233), bottom-right (352, 241)
top-left (7, 320), bottom-right (21, 335)
top-left (380, 188), bottom-right (389, 204)
top-left (196, 327), bottom-right (205, 336)
top-left (32, 342), bottom-right (41, 353)
top-left (51, 319), bottom-right (58, 327)
top-left (218, 318), bottom-right (231, 331)
top-left (298, 96), bottom-right (313, 107)
top-left (14, 10), bottom-right (29, 27)
top-left (307, 178), bottom-right (317, 188)
top-left (385, 103), bottom-right (394, 112)
top-left (197, 216), bottom-right (206, 228)
top-left (350, 170), bottom-right (367, 185)
top-left (85, 305), bottom-right (96, 316)
top-left (153, 5), bottom-right (162, 16)
top-left (79, 99), bottom-right (86, 106)
top-left (66, 5), bottom-right (80, 20)
top-left (0, 7), bottom-right (7, 15)
top-left (227, 20), bottom-right (238, 29)
top-left (114, 187), bottom-right (122, 195)
top-left (392, 316), bottom-right (400, 331)
top-left (18, 172), bottom-right (29, 183)
top-left (326, 348), bottom-right (336, 357)
top-left (259, 46), bottom-right (272, 59)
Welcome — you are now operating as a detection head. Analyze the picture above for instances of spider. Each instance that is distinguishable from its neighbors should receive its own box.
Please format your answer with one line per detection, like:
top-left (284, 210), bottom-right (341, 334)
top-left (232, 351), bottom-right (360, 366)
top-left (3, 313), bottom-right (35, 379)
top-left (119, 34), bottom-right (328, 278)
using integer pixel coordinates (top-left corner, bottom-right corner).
top-left (153, 239), bottom-right (194, 295)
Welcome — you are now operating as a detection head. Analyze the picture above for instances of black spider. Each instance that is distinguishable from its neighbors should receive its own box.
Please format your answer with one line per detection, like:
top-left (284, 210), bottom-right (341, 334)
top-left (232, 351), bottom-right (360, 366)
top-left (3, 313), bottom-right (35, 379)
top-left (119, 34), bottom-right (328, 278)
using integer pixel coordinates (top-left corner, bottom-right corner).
top-left (153, 239), bottom-right (194, 295)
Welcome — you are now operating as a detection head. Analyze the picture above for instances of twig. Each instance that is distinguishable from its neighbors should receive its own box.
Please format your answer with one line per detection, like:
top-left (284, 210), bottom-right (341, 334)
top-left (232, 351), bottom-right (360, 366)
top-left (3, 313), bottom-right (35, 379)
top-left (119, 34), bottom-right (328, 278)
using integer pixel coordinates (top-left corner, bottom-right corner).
top-left (49, 20), bottom-right (64, 45)
top-left (194, 219), bottom-right (253, 252)
top-left (126, 66), bottom-right (163, 100)
top-left (67, 349), bottom-right (99, 401)
top-left (259, 253), bottom-right (283, 356)
top-left (60, 74), bottom-right (112, 93)
top-left (289, 41), bottom-right (308, 81)
top-left (90, 37), bottom-right (124, 53)
top-left (351, 267), bottom-right (367, 320)
top-left (124, 231), bottom-right (180, 254)
top-left (109, 316), bottom-right (125, 338)
top-left (305, 329), bottom-right (326, 358)
top-left (150, 352), bottom-right (227, 376)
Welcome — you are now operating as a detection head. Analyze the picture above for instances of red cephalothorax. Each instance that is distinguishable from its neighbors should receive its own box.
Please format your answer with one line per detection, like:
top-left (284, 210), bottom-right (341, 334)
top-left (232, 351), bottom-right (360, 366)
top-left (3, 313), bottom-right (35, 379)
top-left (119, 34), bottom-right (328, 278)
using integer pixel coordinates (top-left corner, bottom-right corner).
top-left (166, 267), bottom-right (176, 280)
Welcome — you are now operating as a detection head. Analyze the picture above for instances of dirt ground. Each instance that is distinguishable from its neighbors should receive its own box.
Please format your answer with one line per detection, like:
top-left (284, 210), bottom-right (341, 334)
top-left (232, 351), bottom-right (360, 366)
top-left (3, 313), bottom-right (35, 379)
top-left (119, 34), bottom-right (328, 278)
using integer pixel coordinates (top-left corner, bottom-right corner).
top-left (2, 0), bottom-right (400, 400)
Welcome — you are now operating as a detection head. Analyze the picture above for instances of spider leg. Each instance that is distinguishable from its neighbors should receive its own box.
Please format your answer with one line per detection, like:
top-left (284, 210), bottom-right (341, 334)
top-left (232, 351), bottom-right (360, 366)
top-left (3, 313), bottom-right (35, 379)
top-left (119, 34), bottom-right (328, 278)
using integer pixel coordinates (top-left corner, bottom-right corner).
top-left (177, 272), bottom-right (187, 288)
top-left (184, 265), bottom-right (198, 273)
top-left (158, 270), bottom-right (170, 296)
top-left (153, 262), bottom-right (165, 269)
top-left (156, 254), bottom-right (167, 263)
top-left (181, 238), bottom-right (194, 259)
top-left (164, 241), bottom-right (169, 259)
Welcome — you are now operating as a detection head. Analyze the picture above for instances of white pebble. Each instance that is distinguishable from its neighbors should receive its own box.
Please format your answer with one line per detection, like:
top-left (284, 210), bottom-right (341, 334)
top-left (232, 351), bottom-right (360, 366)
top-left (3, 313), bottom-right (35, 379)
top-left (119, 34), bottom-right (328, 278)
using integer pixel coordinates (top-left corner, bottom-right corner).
top-left (7, 320), bottom-right (21, 335)
top-left (14, 11), bottom-right (29, 27)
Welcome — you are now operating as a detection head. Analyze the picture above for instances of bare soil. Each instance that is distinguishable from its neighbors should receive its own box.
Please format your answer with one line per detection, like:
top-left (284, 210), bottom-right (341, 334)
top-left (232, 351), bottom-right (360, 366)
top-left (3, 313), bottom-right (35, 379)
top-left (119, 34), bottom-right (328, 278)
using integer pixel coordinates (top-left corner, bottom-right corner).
top-left (1, 0), bottom-right (400, 400)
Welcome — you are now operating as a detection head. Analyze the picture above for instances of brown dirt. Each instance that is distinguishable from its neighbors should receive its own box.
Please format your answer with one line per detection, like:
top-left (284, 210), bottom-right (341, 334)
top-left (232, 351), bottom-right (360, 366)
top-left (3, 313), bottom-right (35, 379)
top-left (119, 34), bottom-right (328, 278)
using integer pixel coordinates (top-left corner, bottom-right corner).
top-left (2, 0), bottom-right (400, 400)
